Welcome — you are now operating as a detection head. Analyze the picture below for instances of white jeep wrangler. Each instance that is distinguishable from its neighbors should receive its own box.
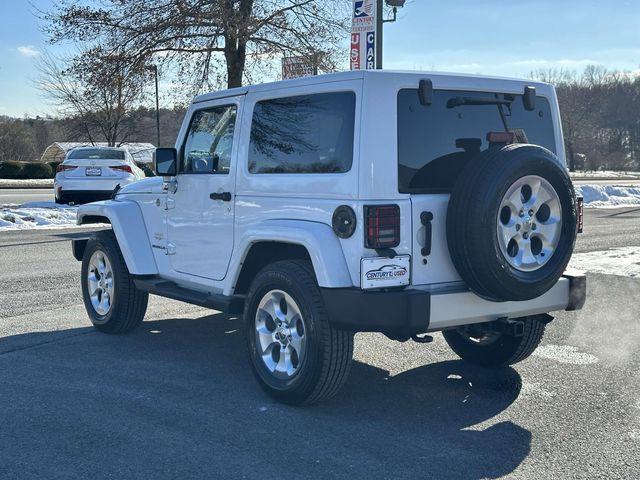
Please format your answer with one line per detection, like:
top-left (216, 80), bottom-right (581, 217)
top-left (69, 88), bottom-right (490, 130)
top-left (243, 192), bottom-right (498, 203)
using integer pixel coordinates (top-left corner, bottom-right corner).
top-left (73, 70), bottom-right (585, 405)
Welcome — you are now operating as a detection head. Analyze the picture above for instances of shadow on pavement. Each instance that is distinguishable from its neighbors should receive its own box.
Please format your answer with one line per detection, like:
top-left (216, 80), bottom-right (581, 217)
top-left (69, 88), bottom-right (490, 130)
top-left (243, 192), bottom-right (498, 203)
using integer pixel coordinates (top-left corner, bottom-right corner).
top-left (0, 313), bottom-right (529, 479)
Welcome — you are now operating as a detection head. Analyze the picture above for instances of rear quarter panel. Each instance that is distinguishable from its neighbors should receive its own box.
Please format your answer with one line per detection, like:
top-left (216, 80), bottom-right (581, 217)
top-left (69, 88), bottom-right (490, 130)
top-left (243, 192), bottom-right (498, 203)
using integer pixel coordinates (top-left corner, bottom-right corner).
top-left (230, 78), bottom-right (367, 290)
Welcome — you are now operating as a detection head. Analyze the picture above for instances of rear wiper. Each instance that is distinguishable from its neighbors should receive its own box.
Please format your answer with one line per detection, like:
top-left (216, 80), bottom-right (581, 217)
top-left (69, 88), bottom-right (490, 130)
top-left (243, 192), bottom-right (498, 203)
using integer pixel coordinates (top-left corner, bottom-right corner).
top-left (447, 95), bottom-right (514, 132)
top-left (446, 96), bottom-right (512, 108)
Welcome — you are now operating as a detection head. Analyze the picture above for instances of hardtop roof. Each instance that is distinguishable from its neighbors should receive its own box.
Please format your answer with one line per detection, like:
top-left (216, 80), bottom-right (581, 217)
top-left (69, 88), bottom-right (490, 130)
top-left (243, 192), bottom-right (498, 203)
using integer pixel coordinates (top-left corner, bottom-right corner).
top-left (192, 70), bottom-right (552, 104)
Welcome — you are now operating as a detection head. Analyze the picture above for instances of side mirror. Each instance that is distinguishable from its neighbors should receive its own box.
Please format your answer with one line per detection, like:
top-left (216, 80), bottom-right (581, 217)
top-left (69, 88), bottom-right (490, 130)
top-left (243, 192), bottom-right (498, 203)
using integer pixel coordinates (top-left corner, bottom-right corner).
top-left (154, 148), bottom-right (177, 176)
top-left (523, 86), bottom-right (536, 111)
top-left (418, 79), bottom-right (433, 106)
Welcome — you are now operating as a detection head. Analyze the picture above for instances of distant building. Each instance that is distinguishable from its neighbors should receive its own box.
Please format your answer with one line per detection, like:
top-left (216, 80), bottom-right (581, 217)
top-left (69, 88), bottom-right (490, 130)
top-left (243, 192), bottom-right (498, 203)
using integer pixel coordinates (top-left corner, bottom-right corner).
top-left (40, 142), bottom-right (156, 164)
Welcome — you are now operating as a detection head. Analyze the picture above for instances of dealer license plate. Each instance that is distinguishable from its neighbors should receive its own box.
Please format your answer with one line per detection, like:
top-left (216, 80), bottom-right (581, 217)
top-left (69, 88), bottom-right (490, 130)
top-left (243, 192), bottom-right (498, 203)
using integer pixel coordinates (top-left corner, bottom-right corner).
top-left (85, 167), bottom-right (102, 176)
top-left (361, 255), bottom-right (411, 289)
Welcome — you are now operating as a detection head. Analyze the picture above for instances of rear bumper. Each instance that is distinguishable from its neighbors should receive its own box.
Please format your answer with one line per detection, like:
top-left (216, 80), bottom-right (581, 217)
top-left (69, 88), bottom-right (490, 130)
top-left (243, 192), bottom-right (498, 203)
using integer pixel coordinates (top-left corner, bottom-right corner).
top-left (57, 189), bottom-right (115, 203)
top-left (54, 177), bottom-right (135, 197)
top-left (321, 272), bottom-right (586, 335)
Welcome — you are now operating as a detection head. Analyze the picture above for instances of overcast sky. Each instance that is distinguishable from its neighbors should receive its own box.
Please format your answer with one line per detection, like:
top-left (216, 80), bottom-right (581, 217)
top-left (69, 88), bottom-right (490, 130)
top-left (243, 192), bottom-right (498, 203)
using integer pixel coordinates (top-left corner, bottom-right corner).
top-left (1, 0), bottom-right (639, 118)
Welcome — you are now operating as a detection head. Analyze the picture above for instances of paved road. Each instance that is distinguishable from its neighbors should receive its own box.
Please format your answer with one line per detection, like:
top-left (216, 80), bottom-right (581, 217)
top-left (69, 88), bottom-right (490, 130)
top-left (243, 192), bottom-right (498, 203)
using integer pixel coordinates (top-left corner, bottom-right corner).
top-left (0, 188), bottom-right (53, 204)
top-left (0, 211), bottom-right (639, 479)
top-left (575, 206), bottom-right (640, 252)
top-left (1, 178), bottom-right (640, 205)
top-left (572, 178), bottom-right (640, 186)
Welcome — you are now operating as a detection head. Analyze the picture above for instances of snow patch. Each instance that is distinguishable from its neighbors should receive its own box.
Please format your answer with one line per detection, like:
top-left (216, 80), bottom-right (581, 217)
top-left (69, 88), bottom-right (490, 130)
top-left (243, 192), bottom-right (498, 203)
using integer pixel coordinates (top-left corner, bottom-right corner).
top-left (575, 184), bottom-right (640, 208)
top-left (570, 247), bottom-right (640, 278)
top-left (0, 202), bottom-right (78, 230)
top-left (533, 344), bottom-right (598, 365)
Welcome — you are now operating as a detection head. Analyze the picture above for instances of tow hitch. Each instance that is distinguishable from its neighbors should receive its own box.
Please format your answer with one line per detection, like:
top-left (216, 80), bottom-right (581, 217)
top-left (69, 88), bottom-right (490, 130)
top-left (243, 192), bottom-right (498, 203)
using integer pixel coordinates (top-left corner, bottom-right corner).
top-left (463, 318), bottom-right (526, 338)
top-left (489, 318), bottom-right (525, 337)
top-left (472, 314), bottom-right (554, 338)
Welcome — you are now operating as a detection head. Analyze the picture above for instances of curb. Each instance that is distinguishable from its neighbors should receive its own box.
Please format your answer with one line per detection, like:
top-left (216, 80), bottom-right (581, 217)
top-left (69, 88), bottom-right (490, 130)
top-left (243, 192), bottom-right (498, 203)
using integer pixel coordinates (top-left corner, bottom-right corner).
top-left (0, 182), bottom-right (53, 190)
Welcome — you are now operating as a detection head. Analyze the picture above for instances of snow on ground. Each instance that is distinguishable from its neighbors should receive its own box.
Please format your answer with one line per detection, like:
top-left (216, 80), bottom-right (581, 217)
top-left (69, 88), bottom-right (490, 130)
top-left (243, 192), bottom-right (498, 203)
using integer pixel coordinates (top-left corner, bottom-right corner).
top-left (570, 246), bottom-right (640, 278)
top-left (0, 202), bottom-right (78, 230)
top-left (0, 179), bottom-right (53, 188)
top-left (575, 184), bottom-right (640, 208)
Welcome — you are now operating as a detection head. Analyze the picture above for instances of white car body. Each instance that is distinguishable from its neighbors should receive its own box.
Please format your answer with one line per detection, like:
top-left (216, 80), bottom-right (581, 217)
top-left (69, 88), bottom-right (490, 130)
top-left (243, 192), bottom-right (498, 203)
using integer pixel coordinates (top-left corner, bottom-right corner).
top-left (75, 70), bottom-right (584, 334)
top-left (54, 146), bottom-right (145, 204)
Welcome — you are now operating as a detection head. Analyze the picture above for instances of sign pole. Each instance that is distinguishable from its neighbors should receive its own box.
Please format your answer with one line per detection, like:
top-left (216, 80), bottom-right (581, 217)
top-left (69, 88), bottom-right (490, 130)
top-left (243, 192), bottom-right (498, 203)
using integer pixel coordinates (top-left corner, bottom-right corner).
top-left (376, 0), bottom-right (383, 69)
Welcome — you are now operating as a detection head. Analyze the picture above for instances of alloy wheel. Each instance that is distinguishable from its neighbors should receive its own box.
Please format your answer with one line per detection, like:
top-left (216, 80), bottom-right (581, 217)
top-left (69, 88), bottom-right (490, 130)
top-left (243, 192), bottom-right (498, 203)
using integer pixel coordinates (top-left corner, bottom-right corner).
top-left (254, 289), bottom-right (307, 380)
top-left (87, 250), bottom-right (115, 316)
top-left (497, 175), bottom-right (562, 272)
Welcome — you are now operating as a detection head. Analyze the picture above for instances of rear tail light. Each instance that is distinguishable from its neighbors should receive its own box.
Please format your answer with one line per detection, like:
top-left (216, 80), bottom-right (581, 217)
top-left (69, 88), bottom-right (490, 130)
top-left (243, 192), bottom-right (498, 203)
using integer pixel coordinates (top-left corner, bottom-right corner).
top-left (365, 205), bottom-right (400, 249)
top-left (487, 131), bottom-right (516, 144)
top-left (111, 165), bottom-right (133, 174)
top-left (576, 196), bottom-right (584, 233)
top-left (56, 164), bottom-right (77, 173)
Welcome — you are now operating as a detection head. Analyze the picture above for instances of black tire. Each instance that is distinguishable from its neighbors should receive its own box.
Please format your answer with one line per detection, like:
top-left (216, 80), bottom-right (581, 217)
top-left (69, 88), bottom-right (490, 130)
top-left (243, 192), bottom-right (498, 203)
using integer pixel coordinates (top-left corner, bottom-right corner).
top-left (244, 260), bottom-right (354, 405)
top-left (55, 195), bottom-right (68, 205)
top-left (443, 316), bottom-right (546, 367)
top-left (447, 144), bottom-right (578, 301)
top-left (81, 230), bottom-right (148, 334)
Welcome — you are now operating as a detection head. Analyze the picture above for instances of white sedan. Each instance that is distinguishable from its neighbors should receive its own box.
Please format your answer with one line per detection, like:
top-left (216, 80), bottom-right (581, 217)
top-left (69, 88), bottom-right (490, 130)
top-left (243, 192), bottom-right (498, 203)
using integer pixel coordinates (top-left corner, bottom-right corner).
top-left (54, 147), bottom-right (146, 204)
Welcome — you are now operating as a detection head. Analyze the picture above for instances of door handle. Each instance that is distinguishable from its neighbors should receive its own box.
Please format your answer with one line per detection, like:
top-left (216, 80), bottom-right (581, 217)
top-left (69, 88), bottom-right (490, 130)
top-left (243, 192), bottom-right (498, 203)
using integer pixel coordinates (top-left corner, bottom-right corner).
top-left (210, 192), bottom-right (232, 202)
top-left (420, 211), bottom-right (433, 256)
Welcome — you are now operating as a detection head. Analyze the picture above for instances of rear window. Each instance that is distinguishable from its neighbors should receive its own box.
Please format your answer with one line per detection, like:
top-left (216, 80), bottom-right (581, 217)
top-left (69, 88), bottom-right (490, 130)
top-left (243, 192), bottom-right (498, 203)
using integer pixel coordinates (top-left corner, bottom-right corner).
top-left (67, 149), bottom-right (126, 160)
top-left (248, 91), bottom-right (355, 174)
top-left (398, 89), bottom-right (556, 193)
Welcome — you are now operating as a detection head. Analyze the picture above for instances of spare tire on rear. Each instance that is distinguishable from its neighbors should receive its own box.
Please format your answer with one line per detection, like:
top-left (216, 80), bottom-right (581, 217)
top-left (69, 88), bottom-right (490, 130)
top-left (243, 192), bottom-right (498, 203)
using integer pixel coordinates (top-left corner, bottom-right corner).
top-left (446, 143), bottom-right (578, 302)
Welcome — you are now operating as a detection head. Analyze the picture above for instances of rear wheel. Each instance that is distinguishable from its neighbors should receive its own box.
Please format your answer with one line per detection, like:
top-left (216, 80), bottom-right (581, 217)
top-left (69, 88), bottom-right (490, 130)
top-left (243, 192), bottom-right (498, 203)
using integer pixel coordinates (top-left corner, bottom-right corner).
top-left (442, 316), bottom-right (547, 367)
top-left (81, 230), bottom-right (148, 334)
top-left (245, 260), bottom-right (354, 405)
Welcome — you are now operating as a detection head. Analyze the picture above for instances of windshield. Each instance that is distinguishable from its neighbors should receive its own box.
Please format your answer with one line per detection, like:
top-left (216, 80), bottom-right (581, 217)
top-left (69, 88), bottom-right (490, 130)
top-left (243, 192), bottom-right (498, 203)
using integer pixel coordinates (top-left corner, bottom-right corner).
top-left (67, 149), bottom-right (126, 160)
top-left (397, 89), bottom-right (556, 193)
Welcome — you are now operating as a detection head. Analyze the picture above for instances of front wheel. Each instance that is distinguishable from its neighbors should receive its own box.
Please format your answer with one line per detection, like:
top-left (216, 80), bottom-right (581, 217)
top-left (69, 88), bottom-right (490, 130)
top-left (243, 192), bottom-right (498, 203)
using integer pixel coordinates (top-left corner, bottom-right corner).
top-left (245, 260), bottom-right (354, 405)
top-left (442, 316), bottom-right (547, 367)
top-left (81, 230), bottom-right (148, 334)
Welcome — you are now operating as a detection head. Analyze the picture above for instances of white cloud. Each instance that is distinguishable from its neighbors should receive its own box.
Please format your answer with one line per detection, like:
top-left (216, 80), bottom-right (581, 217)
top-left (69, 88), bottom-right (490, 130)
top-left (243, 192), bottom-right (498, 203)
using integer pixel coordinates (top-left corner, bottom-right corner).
top-left (17, 45), bottom-right (41, 57)
top-left (385, 49), bottom-right (640, 79)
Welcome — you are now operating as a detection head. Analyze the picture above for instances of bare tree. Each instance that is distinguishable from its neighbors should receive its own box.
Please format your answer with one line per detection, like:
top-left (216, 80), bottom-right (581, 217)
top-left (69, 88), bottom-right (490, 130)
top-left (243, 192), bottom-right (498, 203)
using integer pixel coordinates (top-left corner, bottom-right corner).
top-left (42, 0), bottom-right (350, 95)
top-left (531, 66), bottom-right (640, 172)
top-left (37, 50), bottom-right (149, 146)
top-left (0, 118), bottom-right (37, 162)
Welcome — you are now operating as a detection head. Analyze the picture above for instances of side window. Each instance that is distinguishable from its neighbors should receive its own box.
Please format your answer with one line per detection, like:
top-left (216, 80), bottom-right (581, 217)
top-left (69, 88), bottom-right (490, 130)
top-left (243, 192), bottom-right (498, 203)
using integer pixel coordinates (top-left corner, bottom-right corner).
top-left (182, 104), bottom-right (237, 174)
top-left (248, 91), bottom-right (355, 174)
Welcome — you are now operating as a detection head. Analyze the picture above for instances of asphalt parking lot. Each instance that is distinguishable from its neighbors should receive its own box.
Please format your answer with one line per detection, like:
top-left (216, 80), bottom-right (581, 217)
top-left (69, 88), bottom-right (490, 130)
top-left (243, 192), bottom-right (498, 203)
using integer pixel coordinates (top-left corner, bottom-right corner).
top-left (0, 209), bottom-right (639, 479)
